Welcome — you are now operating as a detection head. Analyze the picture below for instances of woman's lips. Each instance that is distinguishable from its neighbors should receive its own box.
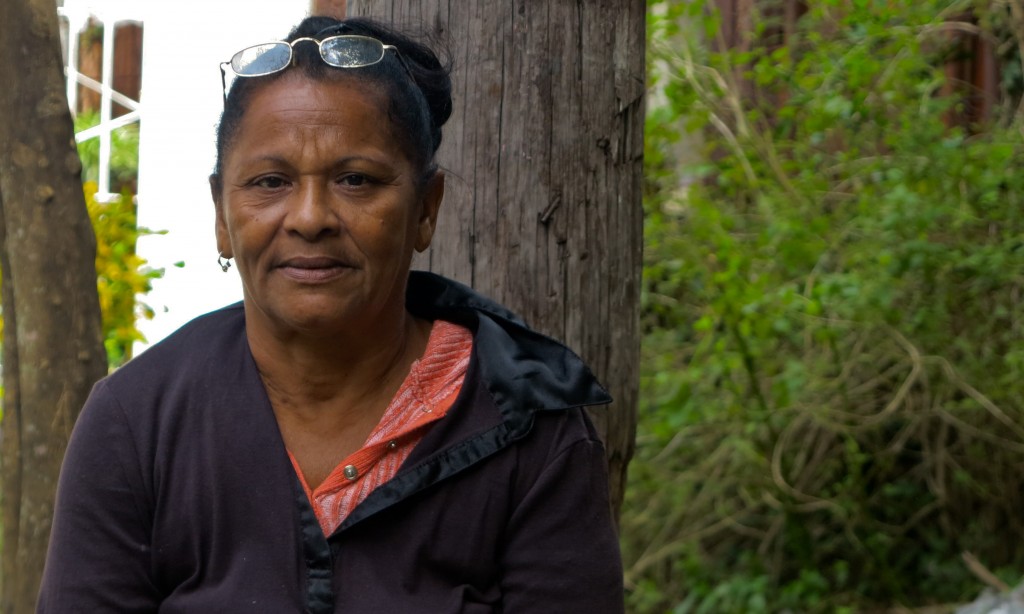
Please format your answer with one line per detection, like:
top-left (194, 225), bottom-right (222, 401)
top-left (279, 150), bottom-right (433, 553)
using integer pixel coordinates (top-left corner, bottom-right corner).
top-left (277, 257), bottom-right (354, 283)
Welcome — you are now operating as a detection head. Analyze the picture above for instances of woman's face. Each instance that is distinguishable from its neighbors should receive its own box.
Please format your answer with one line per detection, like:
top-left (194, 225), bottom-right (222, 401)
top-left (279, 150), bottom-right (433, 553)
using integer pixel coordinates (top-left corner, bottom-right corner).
top-left (213, 72), bottom-right (443, 338)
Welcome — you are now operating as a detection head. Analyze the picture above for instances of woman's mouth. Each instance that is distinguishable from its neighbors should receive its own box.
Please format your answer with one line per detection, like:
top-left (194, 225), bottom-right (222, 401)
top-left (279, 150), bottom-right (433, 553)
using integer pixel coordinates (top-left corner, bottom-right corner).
top-left (277, 256), bottom-right (354, 283)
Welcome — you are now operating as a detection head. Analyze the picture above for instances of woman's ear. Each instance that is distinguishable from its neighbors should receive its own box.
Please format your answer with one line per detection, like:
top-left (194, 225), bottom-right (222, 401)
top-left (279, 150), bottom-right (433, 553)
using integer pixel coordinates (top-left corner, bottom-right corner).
top-left (415, 171), bottom-right (445, 253)
top-left (210, 174), bottom-right (232, 258)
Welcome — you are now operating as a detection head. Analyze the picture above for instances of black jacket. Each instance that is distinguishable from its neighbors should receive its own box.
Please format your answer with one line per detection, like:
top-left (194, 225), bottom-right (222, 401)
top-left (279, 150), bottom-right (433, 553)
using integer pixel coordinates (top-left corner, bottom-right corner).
top-left (39, 272), bottom-right (624, 613)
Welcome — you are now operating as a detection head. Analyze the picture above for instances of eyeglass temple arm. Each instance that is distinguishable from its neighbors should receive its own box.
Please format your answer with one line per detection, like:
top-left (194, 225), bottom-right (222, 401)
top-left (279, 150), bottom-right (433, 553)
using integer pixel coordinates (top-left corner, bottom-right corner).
top-left (386, 46), bottom-right (416, 84)
top-left (219, 62), bottom-right (229, 105)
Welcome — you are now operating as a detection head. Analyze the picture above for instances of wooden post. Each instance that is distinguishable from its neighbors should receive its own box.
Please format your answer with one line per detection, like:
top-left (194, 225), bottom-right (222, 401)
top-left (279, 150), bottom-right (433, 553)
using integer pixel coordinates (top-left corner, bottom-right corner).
top-left (312, 0), bottom-right (347, 19)
top-left (0, 0), bottom-right (109, 609)
top-left (347, 0), bottom-right (644, 518)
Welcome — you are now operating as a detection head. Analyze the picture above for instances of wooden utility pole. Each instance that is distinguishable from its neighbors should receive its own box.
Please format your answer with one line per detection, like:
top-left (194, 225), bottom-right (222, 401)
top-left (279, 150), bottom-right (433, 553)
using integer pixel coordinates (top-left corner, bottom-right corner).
top-left (0, 0), bottom-right (108, 609)
top-left (313, 0), bottom-right (347, 19)
top-left (346, 0), bottom-right (645, 517)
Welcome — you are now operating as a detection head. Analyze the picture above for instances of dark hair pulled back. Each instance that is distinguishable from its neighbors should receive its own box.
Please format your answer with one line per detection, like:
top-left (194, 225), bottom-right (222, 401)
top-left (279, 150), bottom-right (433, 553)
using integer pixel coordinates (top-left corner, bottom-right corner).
top-left (212, 16), bottom-right (452, 187)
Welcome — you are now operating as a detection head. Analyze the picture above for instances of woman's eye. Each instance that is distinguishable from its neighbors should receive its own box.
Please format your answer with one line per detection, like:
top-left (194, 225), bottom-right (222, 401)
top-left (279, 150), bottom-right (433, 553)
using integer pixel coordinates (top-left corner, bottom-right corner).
top-left (339, 174), bottom-right (369, 187)
top-left (254, 176), bottom-right (287, 189)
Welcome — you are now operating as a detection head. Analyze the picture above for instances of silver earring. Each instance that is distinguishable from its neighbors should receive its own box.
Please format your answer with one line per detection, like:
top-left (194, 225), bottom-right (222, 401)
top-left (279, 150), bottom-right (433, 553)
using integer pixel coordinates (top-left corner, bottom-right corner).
top-left (218, 253), bottom-right (232, 272)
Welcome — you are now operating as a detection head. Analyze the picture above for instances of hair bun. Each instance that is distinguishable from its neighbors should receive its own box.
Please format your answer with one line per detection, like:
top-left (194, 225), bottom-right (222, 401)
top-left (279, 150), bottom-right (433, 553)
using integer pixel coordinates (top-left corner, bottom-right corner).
top-left (396, 35), bottom-right (453, 152)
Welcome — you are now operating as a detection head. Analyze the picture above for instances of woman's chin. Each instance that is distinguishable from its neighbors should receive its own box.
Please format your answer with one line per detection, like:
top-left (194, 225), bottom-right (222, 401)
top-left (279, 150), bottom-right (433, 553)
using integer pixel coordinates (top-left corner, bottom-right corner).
top-left (259, 296), bottom-right (403, 341)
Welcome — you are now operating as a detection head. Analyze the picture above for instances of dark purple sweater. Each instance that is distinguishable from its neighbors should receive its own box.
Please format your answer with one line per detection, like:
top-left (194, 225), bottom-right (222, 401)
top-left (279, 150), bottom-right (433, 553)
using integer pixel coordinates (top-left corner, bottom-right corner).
top-left (39, 272), bottom-right (624, 613)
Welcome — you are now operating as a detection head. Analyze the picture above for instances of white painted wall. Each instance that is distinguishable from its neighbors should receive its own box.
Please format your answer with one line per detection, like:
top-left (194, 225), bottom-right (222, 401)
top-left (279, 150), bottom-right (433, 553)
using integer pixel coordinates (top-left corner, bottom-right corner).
top-left (135, 0), bottom-right (310, 350)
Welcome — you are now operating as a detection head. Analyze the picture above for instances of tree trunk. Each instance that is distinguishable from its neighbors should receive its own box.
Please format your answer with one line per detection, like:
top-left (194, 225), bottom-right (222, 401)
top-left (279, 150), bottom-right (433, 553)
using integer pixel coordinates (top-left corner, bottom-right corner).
top-left (346, 0), bottom-right (645, 519)
top-left (0, 0), bottom-right (109, 610)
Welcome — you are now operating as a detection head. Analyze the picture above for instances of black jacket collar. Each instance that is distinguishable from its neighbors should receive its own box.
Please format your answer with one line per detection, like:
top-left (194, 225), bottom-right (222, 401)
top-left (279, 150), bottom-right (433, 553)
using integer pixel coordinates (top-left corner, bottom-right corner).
top-left (405, 271), bottom-right (612, 423)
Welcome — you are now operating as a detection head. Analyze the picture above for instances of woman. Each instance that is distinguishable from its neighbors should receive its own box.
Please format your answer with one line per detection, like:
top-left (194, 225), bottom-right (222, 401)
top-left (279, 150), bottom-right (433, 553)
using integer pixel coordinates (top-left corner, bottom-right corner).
top-left (40, 16), bottom-right (623, 613)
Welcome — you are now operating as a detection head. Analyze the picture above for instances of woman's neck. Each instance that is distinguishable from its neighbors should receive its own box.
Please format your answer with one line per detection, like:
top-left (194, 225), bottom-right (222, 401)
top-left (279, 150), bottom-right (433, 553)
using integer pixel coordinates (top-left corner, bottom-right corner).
top-left (245, 306), bottom-right (433, 420)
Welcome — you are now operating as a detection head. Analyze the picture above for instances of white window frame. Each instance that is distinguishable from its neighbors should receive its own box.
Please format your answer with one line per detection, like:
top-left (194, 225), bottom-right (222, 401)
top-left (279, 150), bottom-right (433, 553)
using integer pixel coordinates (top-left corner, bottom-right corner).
top-left (59, 0), bottom-right (144, 201)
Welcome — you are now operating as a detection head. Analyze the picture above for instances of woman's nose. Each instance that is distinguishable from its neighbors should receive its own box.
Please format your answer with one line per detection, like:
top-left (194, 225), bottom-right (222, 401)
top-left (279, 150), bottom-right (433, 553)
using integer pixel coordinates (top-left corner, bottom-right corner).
top-left (283, 180), bottom-right (341, 241)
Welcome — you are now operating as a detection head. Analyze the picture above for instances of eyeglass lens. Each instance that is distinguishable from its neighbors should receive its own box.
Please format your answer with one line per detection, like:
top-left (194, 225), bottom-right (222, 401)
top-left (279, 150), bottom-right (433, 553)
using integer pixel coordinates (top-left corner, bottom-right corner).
top-left (320, 36), bottom-right (386, 67)
top-left (232, 42), bottom-right (292, 76)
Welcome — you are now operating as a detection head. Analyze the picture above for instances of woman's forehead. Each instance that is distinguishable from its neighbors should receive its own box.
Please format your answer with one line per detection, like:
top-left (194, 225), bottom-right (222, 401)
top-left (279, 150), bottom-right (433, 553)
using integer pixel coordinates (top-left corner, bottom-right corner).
top-left (250, 70), bottom-right (386, 111)
top-left (227, 76), bottom-right (403, 163)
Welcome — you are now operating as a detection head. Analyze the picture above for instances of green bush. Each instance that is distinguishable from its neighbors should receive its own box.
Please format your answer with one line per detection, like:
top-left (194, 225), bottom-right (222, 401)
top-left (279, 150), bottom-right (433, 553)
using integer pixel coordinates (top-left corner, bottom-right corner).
top-left (74, 112), bottom-right (162, 366)
top-left (84, 182), bottom-right (163, 367)
top-left (74, 112), bottom-right (161, 366)
top-left (625, 1), bottom-right (1024, 610)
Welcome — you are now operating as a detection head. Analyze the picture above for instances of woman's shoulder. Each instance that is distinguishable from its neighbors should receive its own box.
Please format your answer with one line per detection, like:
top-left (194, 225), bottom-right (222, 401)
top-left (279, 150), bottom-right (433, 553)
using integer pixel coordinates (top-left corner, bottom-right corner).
top-left (98, 302), bottom-right (249, 404)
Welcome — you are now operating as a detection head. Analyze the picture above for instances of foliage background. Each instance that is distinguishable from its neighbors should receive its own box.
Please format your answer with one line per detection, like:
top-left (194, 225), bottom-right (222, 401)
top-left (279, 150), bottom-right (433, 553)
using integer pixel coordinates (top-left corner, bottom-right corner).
top-left (76, 113), bottom-right (160, 367)
top-left (82, 181), bottom-right (162, 367)
top-left (623, 0), bottom-right (1024, 611)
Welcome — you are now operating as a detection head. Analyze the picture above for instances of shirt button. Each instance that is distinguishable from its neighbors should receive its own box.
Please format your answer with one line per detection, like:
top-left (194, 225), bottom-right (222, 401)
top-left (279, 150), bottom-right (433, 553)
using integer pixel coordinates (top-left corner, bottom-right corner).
top-left (343, 465), bottom-right (358, 480)
top-left (387, 440), bottom-right (398, 451)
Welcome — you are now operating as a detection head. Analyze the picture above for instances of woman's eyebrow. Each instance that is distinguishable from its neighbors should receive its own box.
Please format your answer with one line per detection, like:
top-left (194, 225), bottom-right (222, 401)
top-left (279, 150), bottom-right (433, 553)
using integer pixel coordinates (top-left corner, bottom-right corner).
top-left (236, 154), bottom-right (291, 167)
top-left (330, 154), bottom-right (394, 167)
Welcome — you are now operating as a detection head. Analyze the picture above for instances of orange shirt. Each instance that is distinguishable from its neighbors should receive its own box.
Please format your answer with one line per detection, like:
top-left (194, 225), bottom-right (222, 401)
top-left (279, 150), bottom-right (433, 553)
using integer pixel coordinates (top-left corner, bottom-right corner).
top-left (289, 320), bottom-right (474, 536)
